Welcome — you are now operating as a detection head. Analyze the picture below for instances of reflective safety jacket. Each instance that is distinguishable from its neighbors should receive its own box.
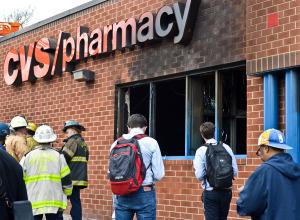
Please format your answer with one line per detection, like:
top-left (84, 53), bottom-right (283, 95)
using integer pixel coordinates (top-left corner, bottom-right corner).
top-left (61, 134), bottom-right (89, 188)
top-left (5, 134), bottom-right (29, 162)
top-left (20, 145), bottom-right (73, 216)
top-left (26, 136), bottom-right (39, 152)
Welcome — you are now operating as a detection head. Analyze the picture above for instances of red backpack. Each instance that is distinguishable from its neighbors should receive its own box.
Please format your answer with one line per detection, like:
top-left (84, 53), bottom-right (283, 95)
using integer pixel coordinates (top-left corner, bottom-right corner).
top-left (109, 134), bottom-right (147, 195)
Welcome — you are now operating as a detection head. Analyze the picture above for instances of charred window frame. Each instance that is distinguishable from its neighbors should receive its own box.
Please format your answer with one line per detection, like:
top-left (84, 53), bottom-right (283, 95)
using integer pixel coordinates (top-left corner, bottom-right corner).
top-left (115, 65), bottom-right (247, 159)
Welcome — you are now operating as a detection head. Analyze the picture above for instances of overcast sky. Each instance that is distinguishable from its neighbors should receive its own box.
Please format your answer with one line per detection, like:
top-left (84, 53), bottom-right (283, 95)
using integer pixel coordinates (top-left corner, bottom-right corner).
top-left (0, 0), bottom-right (91, 26)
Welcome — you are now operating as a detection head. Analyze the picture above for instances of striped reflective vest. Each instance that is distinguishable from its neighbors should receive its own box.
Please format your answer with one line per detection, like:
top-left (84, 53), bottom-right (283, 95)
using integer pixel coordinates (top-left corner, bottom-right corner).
top-left (61, 134), bottom-right (89, 188)
top-left (20, 145), bottom-right (72, 216)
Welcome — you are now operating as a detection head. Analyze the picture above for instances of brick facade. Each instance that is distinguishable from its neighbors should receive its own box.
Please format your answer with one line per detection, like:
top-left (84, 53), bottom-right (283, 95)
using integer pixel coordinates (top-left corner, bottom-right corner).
top-left (0, 0), bottom-right (285, 219)
top-left (246, 0), bottom-right (300, 74)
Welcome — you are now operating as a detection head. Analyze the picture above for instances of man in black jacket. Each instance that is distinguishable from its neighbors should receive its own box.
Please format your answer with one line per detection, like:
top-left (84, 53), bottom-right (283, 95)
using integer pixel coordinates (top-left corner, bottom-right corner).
top-left (0, 149), bottom-right (28, 220)
top-left (61, 120), bottom-right (89, 220)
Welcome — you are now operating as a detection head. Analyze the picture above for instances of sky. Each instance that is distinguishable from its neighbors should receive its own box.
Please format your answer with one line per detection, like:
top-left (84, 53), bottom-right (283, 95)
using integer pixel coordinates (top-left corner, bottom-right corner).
top-left (0, 0), bottom-right (91, 26)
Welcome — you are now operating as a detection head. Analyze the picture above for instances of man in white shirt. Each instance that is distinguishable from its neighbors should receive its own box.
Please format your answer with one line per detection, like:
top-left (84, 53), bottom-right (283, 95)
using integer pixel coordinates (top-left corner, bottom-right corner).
top-left (193, 122), bottom-right (238, 220)
top-left (111, 114), bottom-right (165, 220)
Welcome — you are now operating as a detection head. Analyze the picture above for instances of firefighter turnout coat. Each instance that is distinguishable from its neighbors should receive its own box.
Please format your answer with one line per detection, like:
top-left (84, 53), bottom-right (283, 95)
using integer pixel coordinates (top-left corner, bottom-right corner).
top-left (61, 134), bottom-right (89, 188)
top-left (20, 145), bottom-right (72, 216)
top-left (5, 134), bottom-right (29, 161)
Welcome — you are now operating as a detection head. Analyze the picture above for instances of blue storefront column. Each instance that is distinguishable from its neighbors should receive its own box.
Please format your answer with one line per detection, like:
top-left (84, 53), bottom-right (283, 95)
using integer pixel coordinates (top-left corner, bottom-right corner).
top-left (264, 73), bottom-right (279, 130)
top-left (285, 70), bottom-right (300, 163)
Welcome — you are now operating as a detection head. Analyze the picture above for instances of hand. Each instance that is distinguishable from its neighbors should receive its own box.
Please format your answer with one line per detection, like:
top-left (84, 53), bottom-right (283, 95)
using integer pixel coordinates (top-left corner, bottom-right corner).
top-left (238, 185), bottom-right (244, 195)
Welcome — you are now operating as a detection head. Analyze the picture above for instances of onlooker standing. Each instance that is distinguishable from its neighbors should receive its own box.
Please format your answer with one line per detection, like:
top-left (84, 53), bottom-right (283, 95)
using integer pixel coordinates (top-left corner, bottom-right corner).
top-left (0, 145), bottom-right (28, 220)
top-left (5, 116), bottom-right (29, 161)
top-left (61, 120), bottom-right (89, 220)
top-left (20, 125), bottom-right (72, 220)
top-left (111, 114), bottom-right (165, 220)
top-left (26, 122), bottom-right (39, 151)
top-left (237, 128), bottom-right (300, 220)
top-left (193, 122), bottom-right (238, 220)
top-left (0, 122), bottom-right (10, 151)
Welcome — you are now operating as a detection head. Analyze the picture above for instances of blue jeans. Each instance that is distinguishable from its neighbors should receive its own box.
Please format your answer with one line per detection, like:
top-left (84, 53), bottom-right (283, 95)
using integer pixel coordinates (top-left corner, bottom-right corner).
top-left (203, 189), bottom-right (232, 220)
top-left (116, 186), bottom-right (156, 220)
top-left (70, 186), bottom-right (82, 220)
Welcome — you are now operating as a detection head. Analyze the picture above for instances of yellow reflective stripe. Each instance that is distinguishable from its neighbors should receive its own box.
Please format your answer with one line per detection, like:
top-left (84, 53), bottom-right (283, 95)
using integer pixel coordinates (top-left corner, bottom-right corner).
top-left (72, 180), bottom-right (88, 186)
top-left (71, 156), bottom-right (87, 163)
top-left (60, 166), bottom-right (71, 178)
top-left (24, 174), bottom-right (61, 184)
top-left (31, 200), bottom-right (67, 209)
top-left (64, 188), bottom-right (73, 196)
top-left (63, 148), bottom-right (74, 157)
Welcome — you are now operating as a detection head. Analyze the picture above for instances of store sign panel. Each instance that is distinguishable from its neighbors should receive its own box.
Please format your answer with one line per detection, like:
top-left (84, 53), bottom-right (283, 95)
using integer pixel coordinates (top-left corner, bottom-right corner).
top-left (3, 0), bottom-right (200, 86)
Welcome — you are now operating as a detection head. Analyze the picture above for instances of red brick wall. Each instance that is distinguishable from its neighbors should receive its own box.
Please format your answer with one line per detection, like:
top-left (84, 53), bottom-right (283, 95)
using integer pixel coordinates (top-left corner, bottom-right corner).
top-left (0, 0), bottom-right (259, 219)
top-left (246, 0), bottom-right (300, 74)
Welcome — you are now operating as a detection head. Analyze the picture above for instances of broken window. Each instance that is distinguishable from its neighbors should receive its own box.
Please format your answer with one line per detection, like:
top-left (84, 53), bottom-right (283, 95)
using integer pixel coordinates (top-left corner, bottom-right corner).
top-left (188, 74), bottom-right (215, 155)
top-left (116, 65), bottom-right (247, 157)
top-left (155, 78), bottom-right (185, 156)
top-left (117, 84), bottom-right (149, 135)
top-left (221, 68), bottom-right (247, 154)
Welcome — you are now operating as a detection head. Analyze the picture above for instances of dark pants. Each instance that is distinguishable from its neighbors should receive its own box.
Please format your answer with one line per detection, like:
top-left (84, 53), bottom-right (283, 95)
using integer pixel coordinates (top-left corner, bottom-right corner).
top-left (116, 186), bottom-right (156, 220)
top-left (34, 212), bottom-right (63, 220)
top-left (203, 189), bottom-right (232, 220)
top-left (70, 186), bottom-right (82, 220)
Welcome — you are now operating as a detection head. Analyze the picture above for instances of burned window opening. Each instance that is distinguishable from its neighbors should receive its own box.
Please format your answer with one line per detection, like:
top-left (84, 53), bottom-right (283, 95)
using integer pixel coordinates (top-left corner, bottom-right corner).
top-left (155, 78), bottom-right (186, 156)
top-left (116, 65), bottom-right (247, 157)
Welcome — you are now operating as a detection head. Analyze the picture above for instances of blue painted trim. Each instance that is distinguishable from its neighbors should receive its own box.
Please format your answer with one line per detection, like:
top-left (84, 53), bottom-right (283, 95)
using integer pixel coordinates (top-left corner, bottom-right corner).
top-left (285, 70), bottom-right (300, 163)
top-left (263, 73), bottom-right (279, 130)
top-left (185, 76), bottom-right (190, 156)
top-left (163, 156), bottom-right (195, 160)
top-left (215, 71), bottom-right (220, 141)
top-left (163, 154), bottom-right (247, 160)
top-left (234, 154), bottom-right (247, 159)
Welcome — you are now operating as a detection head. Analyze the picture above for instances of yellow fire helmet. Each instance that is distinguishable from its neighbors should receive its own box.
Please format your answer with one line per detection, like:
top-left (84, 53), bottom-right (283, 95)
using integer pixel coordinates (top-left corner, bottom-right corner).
top-left (26, 122), bottom-right (38, 133)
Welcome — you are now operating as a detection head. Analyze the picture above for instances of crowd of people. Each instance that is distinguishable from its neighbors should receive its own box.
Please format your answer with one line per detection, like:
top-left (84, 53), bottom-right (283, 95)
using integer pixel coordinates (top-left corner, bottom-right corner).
top-left (1, 113), bottom-right (300, 220)
top-left (0, 116), bottom-right (89, 220)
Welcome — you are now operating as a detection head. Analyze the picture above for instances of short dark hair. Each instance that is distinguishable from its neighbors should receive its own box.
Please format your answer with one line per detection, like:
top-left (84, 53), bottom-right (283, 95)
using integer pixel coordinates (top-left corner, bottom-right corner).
top-left (127, 114), bottom-right (148, 128)
top-left (200, 122), bottom-right (215, 139)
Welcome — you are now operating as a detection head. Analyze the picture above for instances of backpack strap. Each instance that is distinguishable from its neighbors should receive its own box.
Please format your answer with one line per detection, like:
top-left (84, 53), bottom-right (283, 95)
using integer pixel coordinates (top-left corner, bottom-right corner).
top-left (133, 134), bottom-right (147, 140)
top-left (203, 143), bottom-right (211, 190)
top-left (132, 134), bottom-right (152, 174)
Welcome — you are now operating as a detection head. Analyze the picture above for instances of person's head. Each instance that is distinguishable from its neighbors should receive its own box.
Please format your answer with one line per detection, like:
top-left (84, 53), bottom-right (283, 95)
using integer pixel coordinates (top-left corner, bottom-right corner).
top-left (26, 122), bottom-right (37, 136)
top-left (0, 122), bottom-right (10, 145)
top-left (62, 120), bottom-right (85, 138)
top-left (33, 125), bottom-right (57, 145)
top-left (200, 122), bottom-right (215, 141)
top-left (10, 115), bottom-right (28, 135)
top-left (127, 114), bottom-right (148, 133)
top-left (257, 129), bottom-right (292, 162)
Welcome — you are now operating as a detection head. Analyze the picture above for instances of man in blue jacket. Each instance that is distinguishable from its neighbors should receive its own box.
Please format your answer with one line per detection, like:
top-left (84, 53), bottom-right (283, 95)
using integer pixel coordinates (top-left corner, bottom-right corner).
top-left (237, 128), bottom-right (300, 220)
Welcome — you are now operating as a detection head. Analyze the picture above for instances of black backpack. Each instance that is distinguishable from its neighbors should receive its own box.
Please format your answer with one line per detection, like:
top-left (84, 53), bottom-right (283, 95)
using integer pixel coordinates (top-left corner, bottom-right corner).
top-left (205, 142), bottom-right (233, 189)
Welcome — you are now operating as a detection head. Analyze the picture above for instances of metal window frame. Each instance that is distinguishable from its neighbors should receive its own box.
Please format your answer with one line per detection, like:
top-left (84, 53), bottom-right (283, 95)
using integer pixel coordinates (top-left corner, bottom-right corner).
top-left (114, 62), bottom-right (247, 159)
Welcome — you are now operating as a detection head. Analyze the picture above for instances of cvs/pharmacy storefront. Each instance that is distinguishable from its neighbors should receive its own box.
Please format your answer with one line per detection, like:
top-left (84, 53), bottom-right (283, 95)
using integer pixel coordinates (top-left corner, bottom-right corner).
top-left (0, 0), bottom-right (268, 219)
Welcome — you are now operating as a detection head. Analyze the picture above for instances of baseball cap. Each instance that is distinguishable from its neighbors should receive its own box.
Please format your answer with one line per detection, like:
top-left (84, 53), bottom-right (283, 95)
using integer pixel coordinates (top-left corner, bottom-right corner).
top-left (258, 128), bottom-right (292, 150)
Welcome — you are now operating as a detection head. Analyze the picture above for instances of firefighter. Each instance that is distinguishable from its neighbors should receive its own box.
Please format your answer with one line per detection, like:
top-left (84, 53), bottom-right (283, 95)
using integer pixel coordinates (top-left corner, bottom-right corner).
top-left (5, 116), bottom-right (29, 161)
top-left (26, 122), bottom-right (39, 151)
top-left (61, 120), bottom-right (89, 220)
top-left (20, 125), bottom-right (73, 220)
